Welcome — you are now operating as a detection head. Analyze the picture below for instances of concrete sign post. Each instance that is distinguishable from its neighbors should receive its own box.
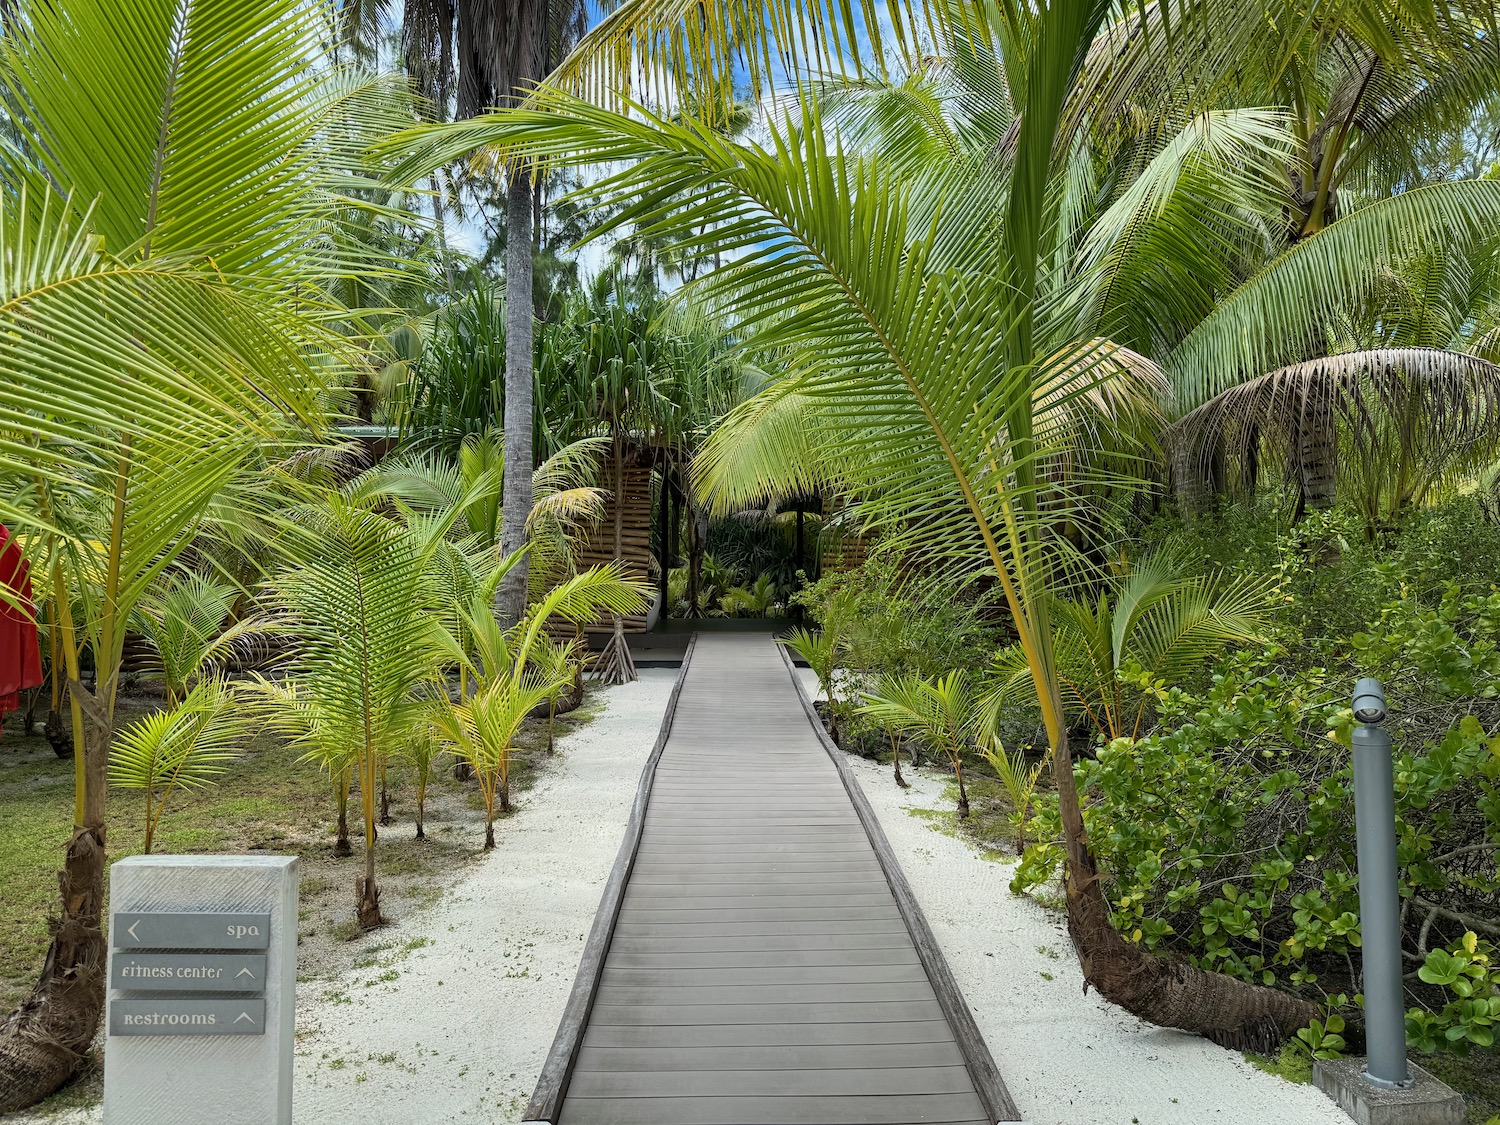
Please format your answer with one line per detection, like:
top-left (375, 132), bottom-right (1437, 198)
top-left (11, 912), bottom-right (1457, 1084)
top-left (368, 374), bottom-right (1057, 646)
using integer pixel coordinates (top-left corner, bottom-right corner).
top-left (103, 856), bottom-right (298, 1125)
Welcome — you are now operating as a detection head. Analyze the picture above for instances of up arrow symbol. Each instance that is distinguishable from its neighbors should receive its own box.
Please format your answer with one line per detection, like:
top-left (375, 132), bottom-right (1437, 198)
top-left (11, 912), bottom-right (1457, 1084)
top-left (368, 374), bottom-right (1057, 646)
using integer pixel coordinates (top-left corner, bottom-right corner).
top-left (236, 967), bottom-right (256, 979)
top-left (234, 1012), bottom-right (256, 1025)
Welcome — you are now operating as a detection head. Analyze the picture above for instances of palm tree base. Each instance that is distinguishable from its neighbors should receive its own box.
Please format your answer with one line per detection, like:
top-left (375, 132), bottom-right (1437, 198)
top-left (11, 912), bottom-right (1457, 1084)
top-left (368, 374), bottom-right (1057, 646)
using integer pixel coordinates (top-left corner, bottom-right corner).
top-left (355, 877), bottom-right (382, 930)
top-left (0, 826), bottom-right (106, 1113)
top-left (1063, 855), bottom-right (1317, 1051)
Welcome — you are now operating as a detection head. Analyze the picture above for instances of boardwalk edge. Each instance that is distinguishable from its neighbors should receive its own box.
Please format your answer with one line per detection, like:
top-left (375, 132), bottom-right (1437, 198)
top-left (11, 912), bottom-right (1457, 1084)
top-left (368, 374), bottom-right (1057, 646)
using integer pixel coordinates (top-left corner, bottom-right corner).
top-left (777, 640), bottom-right (1024, 1125)
top-left (523, 633), bottom-right (700, 1124)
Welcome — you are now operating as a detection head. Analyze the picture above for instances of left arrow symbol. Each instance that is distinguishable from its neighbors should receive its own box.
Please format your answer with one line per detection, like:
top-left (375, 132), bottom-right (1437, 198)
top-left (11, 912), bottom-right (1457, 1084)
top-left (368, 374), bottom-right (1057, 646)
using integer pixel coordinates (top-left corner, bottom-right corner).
top-left (125, 920), bottom-right (141, 942)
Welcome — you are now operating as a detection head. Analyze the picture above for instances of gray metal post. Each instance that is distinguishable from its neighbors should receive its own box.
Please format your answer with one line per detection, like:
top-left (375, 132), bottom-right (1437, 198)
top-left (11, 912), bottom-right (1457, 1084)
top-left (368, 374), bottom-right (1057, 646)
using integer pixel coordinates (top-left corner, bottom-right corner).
top-left (1350, 677), bottom-right (1410, 1089)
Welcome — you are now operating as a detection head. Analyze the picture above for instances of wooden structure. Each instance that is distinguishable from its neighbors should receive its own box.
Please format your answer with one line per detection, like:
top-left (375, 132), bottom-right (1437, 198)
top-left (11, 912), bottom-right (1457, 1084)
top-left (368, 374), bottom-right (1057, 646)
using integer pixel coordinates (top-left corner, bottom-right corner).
top-left (526, 633), bottom-right (1018, 1125)
top-left (819, 495), bottom-right (873, 576)
top-left (570, 455), bottom-right (657, 638)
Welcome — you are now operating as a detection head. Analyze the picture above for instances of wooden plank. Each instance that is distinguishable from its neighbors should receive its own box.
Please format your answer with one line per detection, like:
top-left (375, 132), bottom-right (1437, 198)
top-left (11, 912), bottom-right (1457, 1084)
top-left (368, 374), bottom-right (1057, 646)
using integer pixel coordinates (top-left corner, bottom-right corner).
top-left (585, 999), bottom-right (948, 1025)
top-left (579, 1020), bottom-right (960, 1049)
top-left (559, 1093), bottom-right (988, 1125)
top-left (566, 1064), bottom-right (978, 1098)
top-left (600, 964), bottom-right (931, 986)
top-left (574, 1041), bottom-right (965, 1072)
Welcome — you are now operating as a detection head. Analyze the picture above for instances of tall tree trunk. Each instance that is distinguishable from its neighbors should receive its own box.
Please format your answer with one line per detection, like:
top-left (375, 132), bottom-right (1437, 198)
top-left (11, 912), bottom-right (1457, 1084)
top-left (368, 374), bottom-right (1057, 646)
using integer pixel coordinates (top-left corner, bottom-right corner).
top-left (494, 169), bottom-right (535, 630)
top-left (0, 677), bottom-right (108, 1113)
top-left (1049, 729), bottom-right (1318, 1050)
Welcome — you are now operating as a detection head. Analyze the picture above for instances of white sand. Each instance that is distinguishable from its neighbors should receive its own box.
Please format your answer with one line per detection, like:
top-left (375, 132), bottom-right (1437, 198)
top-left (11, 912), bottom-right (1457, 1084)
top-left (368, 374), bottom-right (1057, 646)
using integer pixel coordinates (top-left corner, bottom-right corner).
top-left (6, 669), bottom-right (674, 1125)
top-left (823, 695), bottom-right (1354, 1123)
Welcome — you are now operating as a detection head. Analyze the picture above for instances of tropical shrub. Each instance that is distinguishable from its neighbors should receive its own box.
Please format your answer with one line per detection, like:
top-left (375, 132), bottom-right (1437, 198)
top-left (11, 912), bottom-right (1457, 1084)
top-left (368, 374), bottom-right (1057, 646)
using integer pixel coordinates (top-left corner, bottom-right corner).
top-left (1012, 627), bottom-right (1500, 1056)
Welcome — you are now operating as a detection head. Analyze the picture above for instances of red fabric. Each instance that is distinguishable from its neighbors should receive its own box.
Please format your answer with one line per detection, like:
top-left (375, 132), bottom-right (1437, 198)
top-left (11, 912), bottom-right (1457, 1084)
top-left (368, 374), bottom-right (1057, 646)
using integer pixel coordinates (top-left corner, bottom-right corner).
top-left (0, 525), bottom-right (44, 726)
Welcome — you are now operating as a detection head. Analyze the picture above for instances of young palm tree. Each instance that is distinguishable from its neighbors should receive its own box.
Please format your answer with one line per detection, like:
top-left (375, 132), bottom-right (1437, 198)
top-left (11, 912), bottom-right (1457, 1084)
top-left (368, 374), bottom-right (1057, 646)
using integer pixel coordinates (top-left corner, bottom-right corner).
top-left (135, 573), bottom-right (242, 706)
top-left (0, 0), bottom-right (395, 1103)
top-left (432, 563), bottom-right (648, 847)
top-left (107, 678), bottom-right (246, 854)
top-left (990, 553), bottom-right (1278, 742)
top-left (861, 671), bottom-right (984, 819)
top-left (251, 495), bottom-right (462, 930)
top-left (783, 626), bottom-right (842, 741)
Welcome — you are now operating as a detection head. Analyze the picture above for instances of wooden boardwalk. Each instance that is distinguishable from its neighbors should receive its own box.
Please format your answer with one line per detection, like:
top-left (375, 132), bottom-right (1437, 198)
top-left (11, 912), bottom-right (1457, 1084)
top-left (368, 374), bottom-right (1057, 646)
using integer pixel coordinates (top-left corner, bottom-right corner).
top-left (539, 633), bottom-right (1015, 1125)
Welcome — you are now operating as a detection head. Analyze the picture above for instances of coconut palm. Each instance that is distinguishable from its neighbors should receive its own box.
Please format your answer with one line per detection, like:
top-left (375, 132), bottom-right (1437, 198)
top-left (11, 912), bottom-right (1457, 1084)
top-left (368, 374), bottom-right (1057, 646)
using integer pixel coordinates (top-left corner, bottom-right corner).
top-left (783, 627), bottom-right (842, 740)
top-left (990, 552), bottom-right (1278, 742)
top-left (108, 678), bottom-right (246, 854)
top-left (861, 671), bottom-right (985, 819)
top-left (432, 562), bottom-right (648, 847)
top-left (0, 0), bottom-right (400, 1103)
top-left (134, 573), bottom-right (243, 706)
top-left (400, 0), bottom-right (592, 630)
top-left (251, 495), bottom-right (463, 929)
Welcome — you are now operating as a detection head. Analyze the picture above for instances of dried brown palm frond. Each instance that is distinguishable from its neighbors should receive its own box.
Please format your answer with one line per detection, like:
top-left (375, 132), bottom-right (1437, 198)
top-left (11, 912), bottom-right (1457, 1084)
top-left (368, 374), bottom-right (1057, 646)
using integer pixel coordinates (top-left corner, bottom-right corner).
top-left (1167, 347), bottom-right (1500, 524)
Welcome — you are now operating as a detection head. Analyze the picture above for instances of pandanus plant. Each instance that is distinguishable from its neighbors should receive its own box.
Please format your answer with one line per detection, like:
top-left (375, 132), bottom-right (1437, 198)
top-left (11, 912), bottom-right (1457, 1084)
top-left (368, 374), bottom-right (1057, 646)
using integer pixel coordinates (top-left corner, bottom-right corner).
top-left (431, 563), bottom-right (648, 849)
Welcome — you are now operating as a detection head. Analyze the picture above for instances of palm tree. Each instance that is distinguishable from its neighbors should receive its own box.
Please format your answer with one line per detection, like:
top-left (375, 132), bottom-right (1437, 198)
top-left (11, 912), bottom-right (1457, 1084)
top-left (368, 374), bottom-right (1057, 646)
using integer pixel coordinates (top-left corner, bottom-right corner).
top-left (393, 1), bottom-right (1358, 1049)
top-left (251, 494), bottom-right (462, 929)
top-left (401, 0), bottom-right (590, 630)
top-left (432, 563), bottom-right (648, 847)
top-left (861, 671), bottom-right (985, 819)
top-left (0, 0), bottom-right (392, 1105)
top-left (990, 552), bottom-right (1278, 742)
top-left (108, 678), bottom-right (246, 854)
top-left (135, 573), bottom-right (242, 707)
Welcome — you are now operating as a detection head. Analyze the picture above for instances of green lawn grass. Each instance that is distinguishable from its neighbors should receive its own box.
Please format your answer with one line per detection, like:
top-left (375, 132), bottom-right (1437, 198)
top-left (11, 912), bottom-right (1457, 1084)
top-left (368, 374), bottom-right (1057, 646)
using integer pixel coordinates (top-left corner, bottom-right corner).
top-left (0, 700), bottom-right (330, 1012)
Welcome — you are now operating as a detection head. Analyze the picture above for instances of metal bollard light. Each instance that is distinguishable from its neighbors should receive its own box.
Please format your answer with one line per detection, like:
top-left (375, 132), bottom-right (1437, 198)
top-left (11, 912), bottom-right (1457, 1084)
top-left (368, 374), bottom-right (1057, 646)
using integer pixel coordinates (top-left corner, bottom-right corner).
top-left (1350, 677), bottom-right (1411, 1090)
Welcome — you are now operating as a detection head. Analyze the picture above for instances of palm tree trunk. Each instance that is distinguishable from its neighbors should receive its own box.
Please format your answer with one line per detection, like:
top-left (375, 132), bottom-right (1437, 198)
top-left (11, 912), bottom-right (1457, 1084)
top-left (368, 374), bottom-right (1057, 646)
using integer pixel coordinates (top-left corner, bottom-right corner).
top-left (890, 732), bottom-right (908, 788)
top-left (356, 752), bottom-right (382, 930)
top-left (1049, 728), bottom-right (1317, 1050)
top-left (954, 760), bottom-right (969, 819)
top-left (0, 674), bottom-right (108, 1114)
top-left (494, 168), bottom-right (535, 630)
top-left (378, 758), bottom-right (391, 827)
top-left (44, 601), bottom-right (68, 759)
top-left (415, 766), bottom-right (427, 841)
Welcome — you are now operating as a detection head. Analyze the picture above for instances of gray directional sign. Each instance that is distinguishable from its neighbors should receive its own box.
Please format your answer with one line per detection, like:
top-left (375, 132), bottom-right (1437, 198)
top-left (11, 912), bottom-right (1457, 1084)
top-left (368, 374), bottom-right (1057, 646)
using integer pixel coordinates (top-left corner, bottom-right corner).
top-left (111, 953), bottom-right (267, 993)
top-left (110, 998), bottom-right (267, 1037)
top-left (112, 912), bottom-right (271, 951)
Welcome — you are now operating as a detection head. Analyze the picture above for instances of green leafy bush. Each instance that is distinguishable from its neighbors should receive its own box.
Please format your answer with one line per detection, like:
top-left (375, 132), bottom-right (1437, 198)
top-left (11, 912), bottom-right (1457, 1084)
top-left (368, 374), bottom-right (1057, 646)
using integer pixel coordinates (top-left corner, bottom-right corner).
top-left (1012, 576), bottom-right (1500, 1057)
